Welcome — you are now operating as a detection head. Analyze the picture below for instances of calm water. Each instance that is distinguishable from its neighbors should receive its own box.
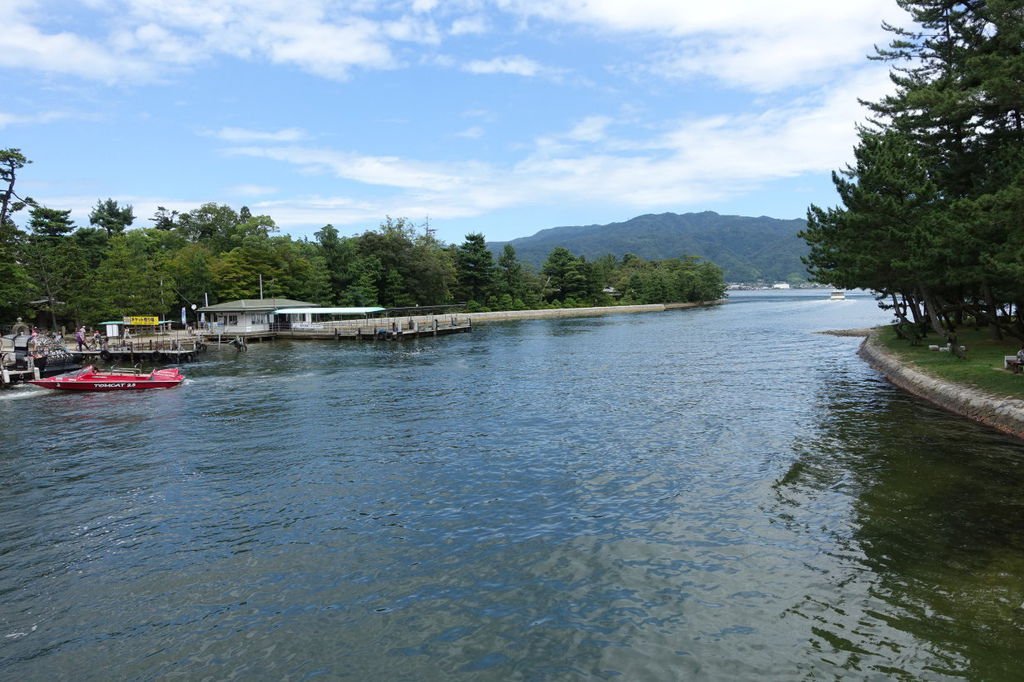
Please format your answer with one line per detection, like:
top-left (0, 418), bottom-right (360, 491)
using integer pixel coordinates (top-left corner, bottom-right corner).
top-left (3, 290), bottom-right (1024, 680)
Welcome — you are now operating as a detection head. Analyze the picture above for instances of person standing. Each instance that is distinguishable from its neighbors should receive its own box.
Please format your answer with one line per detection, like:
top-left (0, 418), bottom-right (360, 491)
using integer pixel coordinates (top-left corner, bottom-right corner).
top-left (74, 326), bottom-right (86, 352)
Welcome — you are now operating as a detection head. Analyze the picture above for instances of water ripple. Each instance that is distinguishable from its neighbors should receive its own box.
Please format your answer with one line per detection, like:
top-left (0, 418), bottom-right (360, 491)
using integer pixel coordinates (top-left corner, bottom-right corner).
top-left (3, 292), bottom-right (1024, 679)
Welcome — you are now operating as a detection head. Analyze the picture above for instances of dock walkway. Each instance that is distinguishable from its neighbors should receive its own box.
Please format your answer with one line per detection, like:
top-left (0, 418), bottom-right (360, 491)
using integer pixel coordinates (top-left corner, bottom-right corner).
top-left (70, 337), bottom-right (205, 364)
top-left (197, 313), bottom-right (472, 348)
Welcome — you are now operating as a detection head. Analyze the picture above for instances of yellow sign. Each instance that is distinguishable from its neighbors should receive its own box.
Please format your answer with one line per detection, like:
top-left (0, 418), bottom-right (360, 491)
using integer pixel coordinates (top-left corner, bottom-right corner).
top-left (127, 316), bottom-right (159, 326)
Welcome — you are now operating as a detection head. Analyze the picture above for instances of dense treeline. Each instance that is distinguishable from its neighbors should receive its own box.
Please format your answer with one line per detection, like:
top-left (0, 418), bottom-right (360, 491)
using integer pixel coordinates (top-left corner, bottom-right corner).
top-left (802, 0), bottom-right (1024, 350)
top-left (0, 153), bottom-right (725, 328)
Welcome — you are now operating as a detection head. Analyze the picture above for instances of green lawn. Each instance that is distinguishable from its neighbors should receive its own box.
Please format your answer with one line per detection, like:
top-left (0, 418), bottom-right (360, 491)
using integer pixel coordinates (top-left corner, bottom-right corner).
top-left (875, 325), bottom-right (1024, 399)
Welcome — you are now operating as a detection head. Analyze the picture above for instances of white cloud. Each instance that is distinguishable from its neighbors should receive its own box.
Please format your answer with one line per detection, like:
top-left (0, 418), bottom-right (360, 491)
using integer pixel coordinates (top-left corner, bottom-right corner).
top-left (498, 0), bottom-right (907, 91)
top-left (463, 55), bottom-right (543, 77)
top-left (450, 15), bottom-right (489, 36)
top-left (224, 145), bottom-right (476, 193)
top-left (0, 110), bottom-right (74, 128)
top-left (411, 0), bottom-right (440, 12)
top-left (0, 16), bottom-right (156, 82)
top-left (0, 0), bottom-right (443, 83)
top-left (211, 127), bottom-right (308, 143)
top-left (227, 184), bottom-right (279, 197)
top-left (567, 116), bottom-right (612, 142)
top-left (246, 195), bottom-right (481, 233)
top-left (260, 19), bottom-right (395, 79)
top-left (511, 68), bottom-right (892, 206)
top-left (455, 126), bottom-right (485, 139)
top-left (383, 15), bottom-right (442, 45)
top-left (1, 1), bottom-right (907, 92)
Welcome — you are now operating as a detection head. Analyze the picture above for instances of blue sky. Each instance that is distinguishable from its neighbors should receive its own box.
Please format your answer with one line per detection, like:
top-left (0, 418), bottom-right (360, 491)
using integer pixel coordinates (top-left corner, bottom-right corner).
top-left (2, 0), bottom-right (907, 244)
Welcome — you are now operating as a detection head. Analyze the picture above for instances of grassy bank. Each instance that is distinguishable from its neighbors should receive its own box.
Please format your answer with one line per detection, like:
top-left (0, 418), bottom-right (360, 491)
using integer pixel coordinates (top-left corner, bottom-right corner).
top-left (874, 325), bottom-right (1024, 399)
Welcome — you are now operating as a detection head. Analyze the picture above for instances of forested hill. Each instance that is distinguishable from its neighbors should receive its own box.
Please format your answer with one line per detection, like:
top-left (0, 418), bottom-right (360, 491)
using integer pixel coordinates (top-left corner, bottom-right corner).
top-left (489, 211), bottom-right (809, 283)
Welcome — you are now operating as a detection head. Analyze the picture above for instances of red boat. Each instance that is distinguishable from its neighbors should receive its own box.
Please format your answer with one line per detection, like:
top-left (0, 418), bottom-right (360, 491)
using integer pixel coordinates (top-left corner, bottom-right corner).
top-left (28, 365), bottom-right (184, 391)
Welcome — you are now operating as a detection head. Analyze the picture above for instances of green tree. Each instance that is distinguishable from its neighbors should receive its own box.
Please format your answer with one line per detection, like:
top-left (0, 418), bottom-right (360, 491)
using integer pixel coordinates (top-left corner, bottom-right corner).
top-left (408, 228), bottom-right (456, 306)
top-left (177, 203), bottom-right (240, 252)
top-left (542, 246), bottom-right (589, 304)
top-left (316, 224), bottom-right (356, 303)
top-left (82, 234), bottom-right (164, 321)
top-left (342, 256), bottom-right (383, 306)
top-left (0, 220), bottom-right (30, 322)
top-left (89, 198), bottom-right (135, 237)
top-left (73, 227), bottom-right (111, 271)
top-left (0, 150), bottom-right (33, 319)
top-left (151, 206), bottom-right (178, 231)
top-left (803, 0), bottom-right (1024, 345)
top-left (454, 233), bottom-right (495, 305)
top-left (496, 244), bottom-right (527, 306)
top-left (0, 148), bottom-right (32, 230)
top-left (339, 219), bottom-right (456, 307)
top-left (158, 241), bottom-right (215, 317)
top-left (21, 206), bottom-right (84, 327)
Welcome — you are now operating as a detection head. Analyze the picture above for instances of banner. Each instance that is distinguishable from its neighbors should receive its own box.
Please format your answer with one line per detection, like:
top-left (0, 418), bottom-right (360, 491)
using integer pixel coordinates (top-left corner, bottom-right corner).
top-left (128, 316), bottom-right (159, 326)
top-left (181, 307), bottom-right (187, 325)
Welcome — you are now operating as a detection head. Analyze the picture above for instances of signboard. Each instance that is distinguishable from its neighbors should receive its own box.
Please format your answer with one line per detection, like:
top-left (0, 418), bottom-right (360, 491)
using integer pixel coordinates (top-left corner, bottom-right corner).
top-left (127, 315), bottom-right (159, 326)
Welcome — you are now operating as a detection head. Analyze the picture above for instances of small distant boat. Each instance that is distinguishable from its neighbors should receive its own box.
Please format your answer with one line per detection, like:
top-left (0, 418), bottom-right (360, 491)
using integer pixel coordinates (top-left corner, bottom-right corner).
top-left (29, 365), bottom-right (184, 391)
top-left (829, 290), bottom-right (846, 300)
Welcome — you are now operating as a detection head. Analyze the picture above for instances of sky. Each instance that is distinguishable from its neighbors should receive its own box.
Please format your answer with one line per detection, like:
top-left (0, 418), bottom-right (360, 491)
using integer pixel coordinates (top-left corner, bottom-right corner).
top-left (2, 0), bottom-right (910, 245)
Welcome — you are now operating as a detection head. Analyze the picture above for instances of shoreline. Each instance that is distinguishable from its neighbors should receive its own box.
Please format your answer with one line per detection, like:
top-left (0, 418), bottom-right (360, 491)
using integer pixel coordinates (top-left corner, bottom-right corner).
top-left (465, 300), bottom-right (724, 324)
top-left (858, 330), bottom-right (1024, 439)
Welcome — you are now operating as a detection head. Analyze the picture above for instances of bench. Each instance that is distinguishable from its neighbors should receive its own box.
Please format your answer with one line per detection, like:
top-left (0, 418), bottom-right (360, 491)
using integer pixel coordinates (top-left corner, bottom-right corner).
top-left (1005, 356), bottom-right (1023, 374)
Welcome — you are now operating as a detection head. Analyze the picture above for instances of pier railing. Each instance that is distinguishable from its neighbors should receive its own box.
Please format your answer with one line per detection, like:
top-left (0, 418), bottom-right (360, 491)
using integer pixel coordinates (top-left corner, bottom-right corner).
top-left (276, 314), bottom-right (468, 333)
top-left (278, 314), bottom-right (469, 336)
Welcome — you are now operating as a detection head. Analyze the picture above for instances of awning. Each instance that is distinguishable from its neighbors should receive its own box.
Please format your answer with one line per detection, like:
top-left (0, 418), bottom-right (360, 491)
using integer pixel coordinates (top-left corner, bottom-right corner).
top-left (273, 307), bottom-right (386, 316)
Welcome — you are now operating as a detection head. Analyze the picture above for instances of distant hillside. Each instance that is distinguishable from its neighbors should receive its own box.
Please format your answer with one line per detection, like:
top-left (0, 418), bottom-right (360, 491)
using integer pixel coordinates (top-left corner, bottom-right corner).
top-left (489, 211), bottom-right (810, 283)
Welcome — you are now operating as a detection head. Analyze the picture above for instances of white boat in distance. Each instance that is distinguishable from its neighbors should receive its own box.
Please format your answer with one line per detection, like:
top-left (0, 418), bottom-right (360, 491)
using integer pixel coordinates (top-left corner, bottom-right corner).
top-left (829, 290), bottom-right (846, 300)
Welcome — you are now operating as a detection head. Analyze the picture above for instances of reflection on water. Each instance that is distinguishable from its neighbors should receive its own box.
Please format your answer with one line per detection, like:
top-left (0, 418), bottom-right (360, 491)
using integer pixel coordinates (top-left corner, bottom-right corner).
top-left (3, 291), bottom-right (1024, 679)
top-left (775, 370), bottom-right (1024, 679)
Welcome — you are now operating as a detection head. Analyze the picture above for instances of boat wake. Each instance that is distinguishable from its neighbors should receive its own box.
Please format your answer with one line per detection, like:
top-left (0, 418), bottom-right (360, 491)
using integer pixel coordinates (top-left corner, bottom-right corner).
top-left (0, 385), bottom-right (44, 401)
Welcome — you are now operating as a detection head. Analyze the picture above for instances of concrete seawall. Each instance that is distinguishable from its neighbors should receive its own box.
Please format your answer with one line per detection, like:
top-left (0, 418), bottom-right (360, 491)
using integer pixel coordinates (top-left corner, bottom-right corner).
top-left (858, 331), bottom-right (1024, 439)
top-left (466, 300), bottom-right (723, 324)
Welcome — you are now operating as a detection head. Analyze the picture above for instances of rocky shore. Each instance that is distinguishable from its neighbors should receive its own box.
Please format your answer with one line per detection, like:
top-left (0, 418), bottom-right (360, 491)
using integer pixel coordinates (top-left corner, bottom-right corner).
top-left (858, 331), bottom-right (1024, 439)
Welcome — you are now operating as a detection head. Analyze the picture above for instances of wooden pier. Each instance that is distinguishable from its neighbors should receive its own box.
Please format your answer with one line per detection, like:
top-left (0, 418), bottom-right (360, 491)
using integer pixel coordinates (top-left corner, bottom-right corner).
top-left (278, 315), bottom-right (472, 341)
top-left (70, 337), bottom-right (205, 364)
top-left (197, 313), bottom-right (472, 347)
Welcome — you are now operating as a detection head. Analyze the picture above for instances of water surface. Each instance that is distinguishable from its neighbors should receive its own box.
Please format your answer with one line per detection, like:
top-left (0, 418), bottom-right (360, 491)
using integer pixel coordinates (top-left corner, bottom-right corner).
top-left (3, 290), bottom-right (1024, 680)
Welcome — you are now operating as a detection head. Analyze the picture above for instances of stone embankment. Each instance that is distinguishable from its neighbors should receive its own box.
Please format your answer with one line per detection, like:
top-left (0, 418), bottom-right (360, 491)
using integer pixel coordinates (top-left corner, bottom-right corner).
top-left (858, 331), bottom-right (1024, 439)
top-left (466, 300), bottom-right (722, 324)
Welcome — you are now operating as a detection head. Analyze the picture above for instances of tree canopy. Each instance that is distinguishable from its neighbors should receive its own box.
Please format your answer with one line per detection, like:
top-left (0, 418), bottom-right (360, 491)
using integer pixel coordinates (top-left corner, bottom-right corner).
top-left (802, 0), bottom-right (1024, 346)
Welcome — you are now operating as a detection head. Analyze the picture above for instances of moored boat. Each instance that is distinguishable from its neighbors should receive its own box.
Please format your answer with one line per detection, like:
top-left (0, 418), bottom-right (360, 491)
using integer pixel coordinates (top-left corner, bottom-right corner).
top-left (2, 332), bottom-right (81, 378)
top-left (829, 289), bottom-right (846, 300)
top-left (29, 365), bottom-right (184, 391)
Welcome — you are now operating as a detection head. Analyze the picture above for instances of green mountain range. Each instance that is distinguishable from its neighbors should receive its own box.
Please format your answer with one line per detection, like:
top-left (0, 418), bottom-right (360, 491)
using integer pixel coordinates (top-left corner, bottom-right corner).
top-left (488, 211), bottom-right (810, 283)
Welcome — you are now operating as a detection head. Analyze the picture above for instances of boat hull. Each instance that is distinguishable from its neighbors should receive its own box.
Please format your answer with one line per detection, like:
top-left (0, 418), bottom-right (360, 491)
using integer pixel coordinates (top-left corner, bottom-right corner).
top-left (28, 366), bottom-right (184, 391)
